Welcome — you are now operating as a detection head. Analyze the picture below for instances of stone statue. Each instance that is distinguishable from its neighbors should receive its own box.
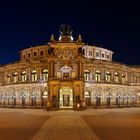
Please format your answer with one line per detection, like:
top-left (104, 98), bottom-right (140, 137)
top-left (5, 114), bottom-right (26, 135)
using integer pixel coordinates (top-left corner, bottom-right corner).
top-left (59, 24), bottom-right (73, 36)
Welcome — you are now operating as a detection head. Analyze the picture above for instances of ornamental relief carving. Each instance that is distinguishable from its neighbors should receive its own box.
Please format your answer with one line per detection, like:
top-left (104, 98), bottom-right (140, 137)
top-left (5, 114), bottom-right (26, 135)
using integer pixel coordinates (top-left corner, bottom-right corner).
top-left (54, 48), bottom-right (77, 61)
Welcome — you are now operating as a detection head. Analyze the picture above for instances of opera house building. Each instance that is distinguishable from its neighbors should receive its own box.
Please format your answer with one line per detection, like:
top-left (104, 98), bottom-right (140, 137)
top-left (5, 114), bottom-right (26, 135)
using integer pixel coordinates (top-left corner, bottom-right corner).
top-left (0, 25), bottom-right (140, 109)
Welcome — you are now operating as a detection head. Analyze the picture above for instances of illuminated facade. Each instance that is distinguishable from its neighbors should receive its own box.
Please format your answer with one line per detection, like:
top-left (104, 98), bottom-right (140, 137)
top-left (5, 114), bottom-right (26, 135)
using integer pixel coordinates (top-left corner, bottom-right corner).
top-left (0, 24), bottom-right (140, 109)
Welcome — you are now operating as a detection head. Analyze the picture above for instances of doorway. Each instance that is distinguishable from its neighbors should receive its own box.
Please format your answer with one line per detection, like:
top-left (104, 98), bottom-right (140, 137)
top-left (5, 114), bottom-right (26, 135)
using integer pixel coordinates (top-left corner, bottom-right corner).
top-left (59, 87), bottom-right (73, 108)
top-left (63, 94), bottom-right (70, 106)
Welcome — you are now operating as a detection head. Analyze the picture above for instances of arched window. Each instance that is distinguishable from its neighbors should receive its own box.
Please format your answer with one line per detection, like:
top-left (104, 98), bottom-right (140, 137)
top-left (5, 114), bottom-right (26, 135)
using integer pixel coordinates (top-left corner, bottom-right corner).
top-left (105, 71), bottom-right (111, 83)
top-left (122, 74), bottom-right (125, 84)
top-left (13, 72), bottom-right (18, 83)
top-left (114, 72), bottom-right (119, 83)
top-left (85, 91), bottom-right (90, 98)
top-left (7, 73), bottom-right (11, 83)
top-left (21, 71), bottom-right (27, 82)
top-left (42, 69), bottom-right (48, 81)
top-left (84, 70), bottom-right (90, 82)
top-left (60, 66), bottom-right (72, 79)
top-left (95, 70), bottom-right (101, 82)
top-left (31, 70), bottom-right (37, 82)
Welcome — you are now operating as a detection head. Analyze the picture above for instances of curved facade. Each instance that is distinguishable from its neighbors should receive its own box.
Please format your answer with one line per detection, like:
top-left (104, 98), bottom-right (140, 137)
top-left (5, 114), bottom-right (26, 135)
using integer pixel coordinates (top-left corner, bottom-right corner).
top-left (0, 25), bottom-right (140, 109)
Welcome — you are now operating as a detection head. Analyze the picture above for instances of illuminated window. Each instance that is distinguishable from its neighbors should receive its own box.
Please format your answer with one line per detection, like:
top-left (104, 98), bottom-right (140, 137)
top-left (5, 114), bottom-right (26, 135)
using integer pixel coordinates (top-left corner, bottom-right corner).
top-left (60, 66), bottom-right (72, 79)
top-left (21, 71), bottom-right (27, 82)
top-left (105, 71), bottom-right (111, 82)
top-left (114, 72), bottom-right (119, 83)
top-left (84, 70), bottom-right (90, 82)
top-left (95, 70), bottom-right (101, 82)
top-left (42, 69), bottom-right (48, 81)
top-left (13, 72), bottom-right (18, 83)
top-left (31, 70), bottom-right (37, 82)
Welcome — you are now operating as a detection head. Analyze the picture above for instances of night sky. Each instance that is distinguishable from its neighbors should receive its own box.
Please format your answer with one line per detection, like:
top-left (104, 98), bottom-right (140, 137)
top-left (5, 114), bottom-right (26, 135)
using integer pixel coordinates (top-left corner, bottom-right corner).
top-left (0, 0), bottom-right (140, 65)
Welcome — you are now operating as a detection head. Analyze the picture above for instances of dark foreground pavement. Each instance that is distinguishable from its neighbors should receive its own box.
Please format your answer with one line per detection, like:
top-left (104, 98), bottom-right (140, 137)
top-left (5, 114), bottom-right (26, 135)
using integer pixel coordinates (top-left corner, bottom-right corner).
top-left (0, 111), bottom-right (48, 140)
top-left (83, 111), bottom-right (140, 140)
top-left (0, 108), bottom-right (140, 140)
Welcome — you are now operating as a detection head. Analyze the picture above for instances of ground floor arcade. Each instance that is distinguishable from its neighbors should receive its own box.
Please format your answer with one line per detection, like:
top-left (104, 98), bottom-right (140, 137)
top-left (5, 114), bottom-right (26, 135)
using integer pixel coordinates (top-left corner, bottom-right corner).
top-left (0, 83), bottom-right (140, 108)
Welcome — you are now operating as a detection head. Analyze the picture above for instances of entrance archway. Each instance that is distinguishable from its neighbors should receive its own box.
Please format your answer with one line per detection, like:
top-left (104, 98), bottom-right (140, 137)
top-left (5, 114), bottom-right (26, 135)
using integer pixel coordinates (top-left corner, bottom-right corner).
top-left (21, 93), bottom-right (26, 107)
top-left (59, 87), bottom-right (73, 108)
top-left (31, 92), bottom-right (37, 106)
top-left (95, 93), bottom-right (101, 106)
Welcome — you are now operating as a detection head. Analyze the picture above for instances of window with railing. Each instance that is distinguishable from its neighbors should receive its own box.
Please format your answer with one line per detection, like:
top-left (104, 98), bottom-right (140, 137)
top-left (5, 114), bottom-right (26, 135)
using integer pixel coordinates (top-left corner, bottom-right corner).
top-left (105, 71), bottom-right (111, 82)
top-left (42, 69), bottom-right (48, 81)
top-left (31, 70), bottom-right (37, 82)
top-left (84, 70), bottom-right (90, 82)
top-left (21, 71), bottom-right (27, 82)
top-left (95, 70), bottom-right (101, 82)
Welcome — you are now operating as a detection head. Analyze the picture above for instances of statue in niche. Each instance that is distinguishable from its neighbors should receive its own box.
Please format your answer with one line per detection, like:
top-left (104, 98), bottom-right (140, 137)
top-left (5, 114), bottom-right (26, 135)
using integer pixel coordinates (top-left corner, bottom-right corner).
top-left (48, 47), bottom-right (54, 55)
top-left (82, 48), bottom-right (85, 55)
top-left (78, 48), bottom-right (82, 54)
top-left (78, 47), bottom-right (85, 56)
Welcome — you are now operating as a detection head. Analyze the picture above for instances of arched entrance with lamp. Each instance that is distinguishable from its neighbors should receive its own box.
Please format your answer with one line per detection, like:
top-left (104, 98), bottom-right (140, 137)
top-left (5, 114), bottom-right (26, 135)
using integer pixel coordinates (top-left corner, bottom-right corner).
top-left (59, 87), bottom-right (73, 108)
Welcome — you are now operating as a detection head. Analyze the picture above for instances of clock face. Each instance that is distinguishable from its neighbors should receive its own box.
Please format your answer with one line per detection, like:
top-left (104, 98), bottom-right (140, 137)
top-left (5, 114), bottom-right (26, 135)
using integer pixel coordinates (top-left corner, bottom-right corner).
top-left (54, 48), bottom-right (77, 61)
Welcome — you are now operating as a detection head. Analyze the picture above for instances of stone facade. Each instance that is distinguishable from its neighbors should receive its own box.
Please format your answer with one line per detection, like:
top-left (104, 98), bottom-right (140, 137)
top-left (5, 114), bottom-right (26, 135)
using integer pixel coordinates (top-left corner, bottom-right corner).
top-left (0, 25), bottom-right (140, 108)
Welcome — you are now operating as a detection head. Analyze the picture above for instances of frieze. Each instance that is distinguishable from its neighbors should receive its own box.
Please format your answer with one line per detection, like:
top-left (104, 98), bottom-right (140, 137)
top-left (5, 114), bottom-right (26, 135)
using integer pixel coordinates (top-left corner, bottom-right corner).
top-left (54, 48), bottom-right (77, 61)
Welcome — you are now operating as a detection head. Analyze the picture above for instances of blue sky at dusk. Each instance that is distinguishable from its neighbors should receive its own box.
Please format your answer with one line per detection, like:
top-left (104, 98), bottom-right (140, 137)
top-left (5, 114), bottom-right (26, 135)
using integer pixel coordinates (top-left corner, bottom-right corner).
top-left (0, 0), bottom-right (140, 65)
